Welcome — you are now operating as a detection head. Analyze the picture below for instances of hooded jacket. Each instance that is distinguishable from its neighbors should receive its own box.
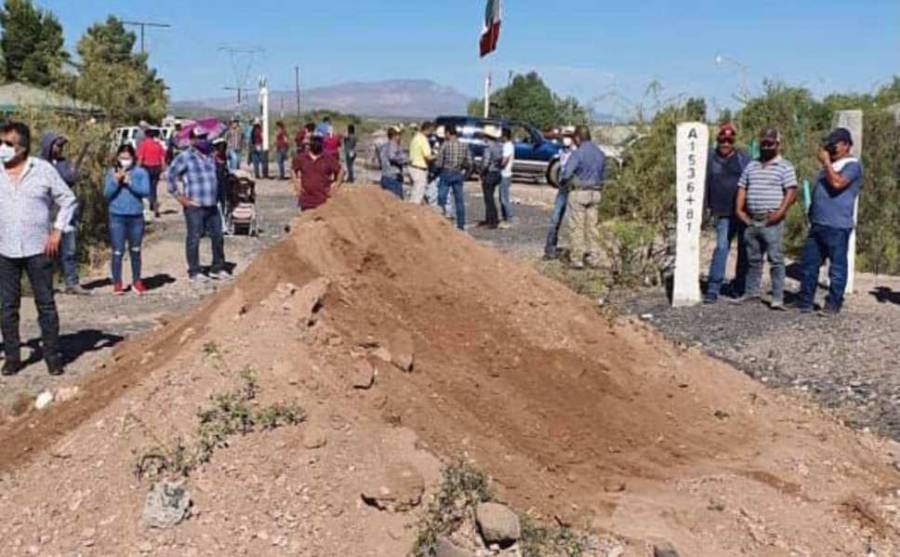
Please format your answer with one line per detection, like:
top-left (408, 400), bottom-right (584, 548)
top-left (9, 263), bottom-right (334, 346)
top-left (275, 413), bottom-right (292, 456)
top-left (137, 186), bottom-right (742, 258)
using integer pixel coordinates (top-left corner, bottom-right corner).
top-left (40, 132), bottom-right (79, 187)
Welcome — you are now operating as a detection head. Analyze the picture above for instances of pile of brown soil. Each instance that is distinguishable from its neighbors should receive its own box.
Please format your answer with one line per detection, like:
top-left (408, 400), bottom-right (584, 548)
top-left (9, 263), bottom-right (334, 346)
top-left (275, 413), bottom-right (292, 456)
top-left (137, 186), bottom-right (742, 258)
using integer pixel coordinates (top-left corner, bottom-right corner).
top-left (1, 187), bottom-right (898, 556)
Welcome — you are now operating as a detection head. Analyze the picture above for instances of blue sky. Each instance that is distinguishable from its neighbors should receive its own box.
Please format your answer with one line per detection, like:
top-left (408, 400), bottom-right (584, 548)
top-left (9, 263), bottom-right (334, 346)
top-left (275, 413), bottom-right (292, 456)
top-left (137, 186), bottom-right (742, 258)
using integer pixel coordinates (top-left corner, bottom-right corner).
top-left (38, 0), bottom-right (900, 117)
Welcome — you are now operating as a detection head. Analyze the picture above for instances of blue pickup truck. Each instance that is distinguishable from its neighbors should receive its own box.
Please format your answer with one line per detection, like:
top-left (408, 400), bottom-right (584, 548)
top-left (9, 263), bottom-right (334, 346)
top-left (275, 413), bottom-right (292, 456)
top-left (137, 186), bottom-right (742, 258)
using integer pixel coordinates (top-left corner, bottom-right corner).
top-left (434, 116), bottom-right (563, 187)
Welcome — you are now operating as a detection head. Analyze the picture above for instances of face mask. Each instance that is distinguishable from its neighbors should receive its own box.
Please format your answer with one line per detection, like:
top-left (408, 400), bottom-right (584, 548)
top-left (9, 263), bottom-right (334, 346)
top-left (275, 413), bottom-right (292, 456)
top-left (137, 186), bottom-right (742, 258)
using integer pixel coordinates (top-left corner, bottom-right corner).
top-left (118, 159), bottom-right (133, 170)
top-left (760, 146), bottom-right (777, 162)
top-left (310, 141), bottom-right (324, 155)
top-left (0, 145), bottom-right (16, 164)
top-left (562, 137), bottom-right (573, 147)
top-left (195, 140), bottom-right (211, 155)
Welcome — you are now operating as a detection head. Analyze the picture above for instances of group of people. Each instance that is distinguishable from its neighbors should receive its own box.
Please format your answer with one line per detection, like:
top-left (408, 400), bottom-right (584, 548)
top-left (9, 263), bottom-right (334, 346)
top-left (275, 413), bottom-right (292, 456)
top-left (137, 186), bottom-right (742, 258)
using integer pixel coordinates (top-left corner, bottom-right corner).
top-left (704, 122), bottom-right (863, 314)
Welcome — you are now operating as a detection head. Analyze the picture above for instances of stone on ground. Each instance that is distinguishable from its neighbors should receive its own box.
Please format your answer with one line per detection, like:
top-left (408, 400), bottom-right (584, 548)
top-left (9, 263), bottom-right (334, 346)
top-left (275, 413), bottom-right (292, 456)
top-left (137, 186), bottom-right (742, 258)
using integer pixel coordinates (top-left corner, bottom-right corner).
top-left (361, 462), bottom-right (425, 512)
top-left (435, 536), bottom-right (476, 557)
top-left (475, 502), bottom-right (521, 546)
top-left (142, 480), bottom-right (191, 529)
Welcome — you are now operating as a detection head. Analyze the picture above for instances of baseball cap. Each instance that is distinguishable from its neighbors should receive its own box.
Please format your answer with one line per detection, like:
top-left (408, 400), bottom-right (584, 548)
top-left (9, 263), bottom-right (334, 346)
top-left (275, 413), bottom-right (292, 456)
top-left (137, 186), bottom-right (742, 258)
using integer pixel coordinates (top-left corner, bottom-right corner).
top-left (823, 127), bottom-right (853, 146)
top-left (759, 127), bottom-right (781, 144)
top-left (717, 122), bottom-right (737, 139)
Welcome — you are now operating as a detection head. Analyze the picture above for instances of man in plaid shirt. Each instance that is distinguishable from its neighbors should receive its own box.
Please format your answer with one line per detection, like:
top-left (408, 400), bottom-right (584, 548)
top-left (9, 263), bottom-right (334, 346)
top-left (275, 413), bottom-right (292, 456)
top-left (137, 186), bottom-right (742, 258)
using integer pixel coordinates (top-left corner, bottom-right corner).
top-left (167, 129), bottom-right (227, 282)
top-left (435, 124), bottom-right (472, 231)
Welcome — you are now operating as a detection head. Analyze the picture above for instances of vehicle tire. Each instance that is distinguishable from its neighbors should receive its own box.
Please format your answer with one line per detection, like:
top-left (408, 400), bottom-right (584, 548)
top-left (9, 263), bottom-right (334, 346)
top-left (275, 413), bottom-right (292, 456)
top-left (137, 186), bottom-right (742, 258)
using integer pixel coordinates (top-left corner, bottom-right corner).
top-left (546, 160), bottom-right (561, 188)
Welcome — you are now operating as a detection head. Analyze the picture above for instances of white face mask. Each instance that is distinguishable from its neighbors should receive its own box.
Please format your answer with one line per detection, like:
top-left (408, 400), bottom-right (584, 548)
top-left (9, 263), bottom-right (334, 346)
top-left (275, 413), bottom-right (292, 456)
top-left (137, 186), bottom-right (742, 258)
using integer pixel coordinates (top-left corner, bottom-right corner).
top-left (0, 145), bottom-right (17, 164)
top-left (563, 137), bottom-right (573, 147)
top-left (118, 159), bottom-right (133, 170)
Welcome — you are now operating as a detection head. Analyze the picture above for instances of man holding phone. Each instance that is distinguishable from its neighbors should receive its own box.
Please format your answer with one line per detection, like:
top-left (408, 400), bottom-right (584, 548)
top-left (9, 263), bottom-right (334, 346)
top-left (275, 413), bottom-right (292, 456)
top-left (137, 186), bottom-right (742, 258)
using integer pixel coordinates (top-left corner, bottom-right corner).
top-left (0, 122), bottom-right (76, 376)
top-left (166, 128), bottom-right (227, 283)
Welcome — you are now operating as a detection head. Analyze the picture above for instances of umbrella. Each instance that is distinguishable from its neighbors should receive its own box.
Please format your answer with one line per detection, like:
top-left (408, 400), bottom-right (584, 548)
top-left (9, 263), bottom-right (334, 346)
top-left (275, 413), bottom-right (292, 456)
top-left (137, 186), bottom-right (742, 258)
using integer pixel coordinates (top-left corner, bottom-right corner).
top-left (175, 118), bottom-right (227, 148)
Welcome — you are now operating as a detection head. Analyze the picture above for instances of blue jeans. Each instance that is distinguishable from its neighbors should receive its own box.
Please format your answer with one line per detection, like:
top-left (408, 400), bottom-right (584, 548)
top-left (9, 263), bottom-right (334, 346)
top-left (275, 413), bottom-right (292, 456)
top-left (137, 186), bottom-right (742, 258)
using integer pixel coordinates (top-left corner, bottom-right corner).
top-left (438, 170), bottom-right (466, 230)
top-left (276, 149), bottom-right (288, 179)
top-left (705, 216), bottom-right (748, 299)
top-left (184, 206), bottom-right (225, 277)
top-left (380, 176), bottom-right (404, 199)
top-left (544, 187), bottom-right (570, 257)
top-left (499, 176), bottom-right (513, 221)
top-left (250, 149), bottom-right (262, 178)
top-left (227, 150), bottom-right (240, 171)
top-left (109, 214), bottom-right (144, 285)
top-left (744, 220), bottom-right (786, 303)
top-left (60, 228), bottom-right (79, 287)
top-left (345, 151), bottom-right (356, 183)
top-left (798, 224), bottom-right (851, 311)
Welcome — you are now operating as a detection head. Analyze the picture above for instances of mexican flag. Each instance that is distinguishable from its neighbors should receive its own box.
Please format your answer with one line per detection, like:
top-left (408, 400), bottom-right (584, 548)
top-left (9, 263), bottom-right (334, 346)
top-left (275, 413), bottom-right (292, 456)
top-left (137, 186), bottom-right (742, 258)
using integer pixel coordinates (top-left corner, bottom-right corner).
top-left (479, 0), bottom-right (502, 57)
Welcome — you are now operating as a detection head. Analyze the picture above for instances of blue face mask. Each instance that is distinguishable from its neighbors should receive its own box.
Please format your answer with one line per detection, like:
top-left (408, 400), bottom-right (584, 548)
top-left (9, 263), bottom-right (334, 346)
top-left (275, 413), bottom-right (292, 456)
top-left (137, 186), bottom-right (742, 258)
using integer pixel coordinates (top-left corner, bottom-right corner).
top-left (195, 140), bottom-right (211, 155)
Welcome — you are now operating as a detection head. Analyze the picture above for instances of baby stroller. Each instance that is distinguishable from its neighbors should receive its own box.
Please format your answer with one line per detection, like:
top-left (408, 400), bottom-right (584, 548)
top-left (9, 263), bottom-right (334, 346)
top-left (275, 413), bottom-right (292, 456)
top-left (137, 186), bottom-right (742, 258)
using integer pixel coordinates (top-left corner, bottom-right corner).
top-left (225, 170), bottom-right (259, 236)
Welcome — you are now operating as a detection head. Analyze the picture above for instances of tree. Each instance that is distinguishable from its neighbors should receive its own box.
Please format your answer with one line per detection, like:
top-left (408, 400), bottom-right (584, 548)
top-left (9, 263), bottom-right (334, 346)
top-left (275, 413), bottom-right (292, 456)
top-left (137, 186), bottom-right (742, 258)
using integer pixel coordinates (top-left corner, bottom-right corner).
top-left (74, 16), bottom-right (167, 123)
top-left (468, 72), bottom-right (588, 129)
top-left (0, 0), bottom-right (68, 87)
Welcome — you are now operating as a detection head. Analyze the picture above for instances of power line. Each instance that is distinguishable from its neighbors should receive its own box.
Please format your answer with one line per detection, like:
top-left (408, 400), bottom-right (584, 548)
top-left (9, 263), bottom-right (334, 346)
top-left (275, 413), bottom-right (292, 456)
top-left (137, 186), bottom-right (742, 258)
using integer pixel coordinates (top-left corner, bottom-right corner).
top-left (219, 46), bottom-right (264, 111)
top-left (121, 20), bottom-right (172, 54)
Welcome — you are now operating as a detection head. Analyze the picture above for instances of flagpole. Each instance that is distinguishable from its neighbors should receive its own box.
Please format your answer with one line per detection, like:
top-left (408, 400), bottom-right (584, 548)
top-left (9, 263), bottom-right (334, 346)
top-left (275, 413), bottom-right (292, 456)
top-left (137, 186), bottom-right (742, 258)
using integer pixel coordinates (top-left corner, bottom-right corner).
top-left (483, 72), bottom-right (492, 118)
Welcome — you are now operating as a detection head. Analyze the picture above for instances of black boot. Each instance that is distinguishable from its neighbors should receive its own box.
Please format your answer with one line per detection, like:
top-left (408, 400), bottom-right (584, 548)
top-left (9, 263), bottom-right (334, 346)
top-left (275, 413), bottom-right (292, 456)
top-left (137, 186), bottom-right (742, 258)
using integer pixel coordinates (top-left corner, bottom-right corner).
top-left (2, 358), bottom-right (22, 376)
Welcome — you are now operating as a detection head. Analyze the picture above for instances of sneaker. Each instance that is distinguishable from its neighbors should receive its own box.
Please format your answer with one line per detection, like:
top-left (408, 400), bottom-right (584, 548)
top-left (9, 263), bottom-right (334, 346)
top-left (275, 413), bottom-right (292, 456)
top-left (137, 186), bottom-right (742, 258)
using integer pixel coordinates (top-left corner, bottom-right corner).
top-left (64, 285), bottom-right (92, 296)
top-left (132, 280), bottom-right (148, 296)
top-left (189, 274), bottom-right (210, 284)
top-left (498, 221), bottom-right (512, 230)
top-left (769, 301), bottom-right (787, 311)
top-left (728, 295), bottom-right (761, 305)
top-left (703, 295), bottom-right (719, 304)
top-left (208, 271), bottom-right (232, 281)
top-left (47, 360), bottom-right (64, 376)
top-left (1, 358), bottom-right (21, 376)
top-left (819, 305), bottom-right (841, 317)
top-left (113, 282), bottom-right (125, 296)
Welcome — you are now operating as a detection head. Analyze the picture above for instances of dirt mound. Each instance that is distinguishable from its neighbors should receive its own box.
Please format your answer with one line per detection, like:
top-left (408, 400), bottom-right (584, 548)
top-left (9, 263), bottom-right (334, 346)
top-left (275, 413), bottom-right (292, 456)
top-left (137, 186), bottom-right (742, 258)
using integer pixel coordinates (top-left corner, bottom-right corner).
top-left (1, 186), bottom-right (899, 556)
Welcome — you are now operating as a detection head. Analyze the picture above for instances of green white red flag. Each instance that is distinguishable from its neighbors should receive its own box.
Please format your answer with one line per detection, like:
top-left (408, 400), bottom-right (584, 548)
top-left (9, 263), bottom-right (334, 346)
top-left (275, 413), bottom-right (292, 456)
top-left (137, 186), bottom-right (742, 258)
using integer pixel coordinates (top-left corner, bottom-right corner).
top-left (479, 0), bottom-right (501, 57)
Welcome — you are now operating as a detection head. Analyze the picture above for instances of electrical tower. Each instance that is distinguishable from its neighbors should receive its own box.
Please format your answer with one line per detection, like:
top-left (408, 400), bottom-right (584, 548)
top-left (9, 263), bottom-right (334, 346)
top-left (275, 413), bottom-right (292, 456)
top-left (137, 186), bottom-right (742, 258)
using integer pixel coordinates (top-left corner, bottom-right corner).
top-left (218, 46), bottom-right (264, 113)
top-left (122, 20), bottom-right (171, 54)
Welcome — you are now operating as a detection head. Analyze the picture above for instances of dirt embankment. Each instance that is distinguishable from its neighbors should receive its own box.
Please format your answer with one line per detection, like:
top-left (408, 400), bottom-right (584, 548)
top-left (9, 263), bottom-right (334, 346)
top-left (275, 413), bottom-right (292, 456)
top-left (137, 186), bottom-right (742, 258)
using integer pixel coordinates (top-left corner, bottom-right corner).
top-left (1, 186), bottom-right (899, 556)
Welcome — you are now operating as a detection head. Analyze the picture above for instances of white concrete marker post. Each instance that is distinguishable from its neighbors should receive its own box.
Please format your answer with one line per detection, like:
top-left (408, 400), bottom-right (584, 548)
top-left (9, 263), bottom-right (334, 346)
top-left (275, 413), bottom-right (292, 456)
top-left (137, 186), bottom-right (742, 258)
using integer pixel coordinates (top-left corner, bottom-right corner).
top-left (672, 123), bottom-right (710, 308)
top-left (258, 77), bottom-right (270, 178)
top-left (831, 110), bottom-right (863, 294)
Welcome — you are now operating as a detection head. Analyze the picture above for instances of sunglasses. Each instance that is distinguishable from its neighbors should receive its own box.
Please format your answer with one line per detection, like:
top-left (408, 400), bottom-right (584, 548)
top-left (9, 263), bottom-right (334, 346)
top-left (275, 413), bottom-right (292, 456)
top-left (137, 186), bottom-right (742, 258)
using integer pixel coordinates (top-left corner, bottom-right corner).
top-left (717, 137), bottom-right (735, 145)
top-left (0, 140), bottom-right (16, 148)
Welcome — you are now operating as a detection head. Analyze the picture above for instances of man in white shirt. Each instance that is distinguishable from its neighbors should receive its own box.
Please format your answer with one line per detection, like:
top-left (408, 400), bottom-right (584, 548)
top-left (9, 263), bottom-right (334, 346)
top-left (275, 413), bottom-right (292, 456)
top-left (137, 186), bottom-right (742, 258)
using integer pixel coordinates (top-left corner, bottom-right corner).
top-left (498, 128), bottom-right (515, 228)
top-left (0, 122), bottom-right (77, 376)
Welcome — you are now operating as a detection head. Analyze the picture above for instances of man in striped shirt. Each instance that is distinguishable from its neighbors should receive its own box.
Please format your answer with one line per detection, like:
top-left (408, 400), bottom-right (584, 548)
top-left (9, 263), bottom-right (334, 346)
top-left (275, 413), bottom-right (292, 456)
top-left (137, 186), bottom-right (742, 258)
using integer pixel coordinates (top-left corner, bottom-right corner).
top-left (733, 127), bottom-right (798, 310)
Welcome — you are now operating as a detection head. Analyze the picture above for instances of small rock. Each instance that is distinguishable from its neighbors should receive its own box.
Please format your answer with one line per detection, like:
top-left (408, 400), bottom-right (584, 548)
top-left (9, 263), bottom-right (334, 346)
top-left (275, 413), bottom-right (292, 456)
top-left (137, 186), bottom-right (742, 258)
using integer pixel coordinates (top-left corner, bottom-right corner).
top-left (34, 391), bottom-right (54, 411)
top-left (372, 346), bottom-right (392, 363)
top-left (352, 360), bottom-right (376, 389)
top-left (55, 386), bottom-right (80, 402)
top-left (178, 327), bottom-right (196, 345)
top-left (476, 502), bottom-right (521, 546)
top-left (295, 277), bottom-right (330, 326)
top-left (654, 542), bottom-right (680, 557)
top-left (389, 330), bottom-right (415, 372)
top-left (361, 463), bottom-right (425, 512)
top-left (602, 480), bottom-right (626, 493)
top-left (302, 428), bottom-right (328, 450)
top-left (142, 480), bottom-right (191, 529)
top-left (435, 537), bottom-right (476, 557)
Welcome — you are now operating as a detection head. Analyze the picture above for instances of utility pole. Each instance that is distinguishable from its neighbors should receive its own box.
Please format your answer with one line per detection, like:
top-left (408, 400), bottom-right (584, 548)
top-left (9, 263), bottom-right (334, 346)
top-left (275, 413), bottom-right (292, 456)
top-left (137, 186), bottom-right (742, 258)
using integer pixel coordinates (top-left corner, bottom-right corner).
top-left (295, 66), bottom-right (301, 116)
top-left (122, 20), bottom-right (171, 54)
top-left (223, 86), bottom-right (251, 106)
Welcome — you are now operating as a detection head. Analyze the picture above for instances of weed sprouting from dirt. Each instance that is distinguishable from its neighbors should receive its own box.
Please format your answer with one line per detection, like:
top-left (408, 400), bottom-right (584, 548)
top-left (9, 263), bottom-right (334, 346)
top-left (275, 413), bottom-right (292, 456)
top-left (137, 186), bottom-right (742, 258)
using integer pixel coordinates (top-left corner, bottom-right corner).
top-left (134, 369), bottom-right (305, 480)
top-left (414, 462), bottom-right (493, 556)
top-left (520, 517), bottom-right (594, 557)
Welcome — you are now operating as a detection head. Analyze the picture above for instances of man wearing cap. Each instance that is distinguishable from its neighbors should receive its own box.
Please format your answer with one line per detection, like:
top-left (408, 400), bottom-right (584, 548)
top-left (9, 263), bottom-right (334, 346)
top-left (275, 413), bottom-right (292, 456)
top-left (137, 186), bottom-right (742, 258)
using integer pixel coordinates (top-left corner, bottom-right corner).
top-left (408, 122), bottom-right (435, 204)
top-left (378, 128), bottom-right (407, 199)
top-left (704, 123), bottom-right (751, 303)
top-left (478, 126), bottom-right (504, 229)
top-left (167, 129), bottom-right (227, 283)
top-left (733, 127), bottom-right (798, 310)
top-left (797, 128), bottom-right (863, 315)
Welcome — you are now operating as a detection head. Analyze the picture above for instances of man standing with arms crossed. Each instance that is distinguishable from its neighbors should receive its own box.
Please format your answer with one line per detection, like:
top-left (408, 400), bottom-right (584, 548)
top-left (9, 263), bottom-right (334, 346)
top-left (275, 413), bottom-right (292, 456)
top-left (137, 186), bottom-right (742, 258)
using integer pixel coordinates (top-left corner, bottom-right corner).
top-left (435, 124), bottom-right (473, 231)
top-left (797, 127), bottom-right (863, 315)
top-left (733, 127), bottom-right (798, 310)
top-left (0, 122), bottom-right (76, 376)
top-left (408, 122), bottom-right (434, 204)
top-left (704, 122), bottom-right (750, 303)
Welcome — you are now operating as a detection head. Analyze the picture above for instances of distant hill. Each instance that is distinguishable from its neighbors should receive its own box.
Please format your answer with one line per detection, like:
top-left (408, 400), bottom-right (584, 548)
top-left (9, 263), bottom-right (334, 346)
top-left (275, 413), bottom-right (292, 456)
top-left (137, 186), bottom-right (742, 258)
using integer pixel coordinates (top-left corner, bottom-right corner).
top-left (172, 79), bottom-right (472, 119)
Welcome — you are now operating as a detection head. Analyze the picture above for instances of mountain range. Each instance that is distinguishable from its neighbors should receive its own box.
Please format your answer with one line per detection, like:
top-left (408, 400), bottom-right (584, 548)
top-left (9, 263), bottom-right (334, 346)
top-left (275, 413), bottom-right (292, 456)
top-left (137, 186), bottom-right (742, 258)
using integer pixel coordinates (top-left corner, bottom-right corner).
top-left (171, 79), bottom-right (472, 119)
